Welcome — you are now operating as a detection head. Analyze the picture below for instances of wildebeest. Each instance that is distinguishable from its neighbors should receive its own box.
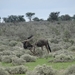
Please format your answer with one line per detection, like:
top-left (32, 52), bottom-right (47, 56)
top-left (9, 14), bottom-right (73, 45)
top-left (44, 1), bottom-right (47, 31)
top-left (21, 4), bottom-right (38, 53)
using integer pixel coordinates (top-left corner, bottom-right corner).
top-left (22, 40), bottom-right (35, 54)
top-left (34, 39), bottom-right (51, 53)
top-left (22, 35), bottom-right (51, 54)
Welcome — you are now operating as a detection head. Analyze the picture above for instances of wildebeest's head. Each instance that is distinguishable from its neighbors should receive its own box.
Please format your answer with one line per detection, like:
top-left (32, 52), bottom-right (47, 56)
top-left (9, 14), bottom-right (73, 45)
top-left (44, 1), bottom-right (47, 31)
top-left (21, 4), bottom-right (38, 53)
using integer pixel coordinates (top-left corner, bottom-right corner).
top-left (22, 40), bottom-right (33, 49)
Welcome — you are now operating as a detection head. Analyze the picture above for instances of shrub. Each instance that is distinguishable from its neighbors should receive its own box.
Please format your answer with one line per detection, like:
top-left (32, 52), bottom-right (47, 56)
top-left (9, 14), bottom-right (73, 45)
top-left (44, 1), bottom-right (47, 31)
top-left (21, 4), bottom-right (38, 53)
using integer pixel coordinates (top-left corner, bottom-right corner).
top-left (63, 42), bottom-right (72, 49)
top-left (2, 50), bottom-right (14, 55)
top-left (69, 40), bottom-right (74, 45)
top-left (64, 65), bottom-right (75, 75)
top-left (0, 67), bottom-right (9, 75)
top-left (51, 44), bottom-right (62, 52)
top-left (26, 64), bottom-right (56, 75)
top-left (6, 65), bottom-right (28, 74)
top-left (63, 30), bottom-right (71, 39)
top-left (1, 56), bottom-right (12, 63)
top-left (21, 54), bottom-right (36, 62)
top-left (52, 50), bottom-right (73, 57)
top-left (0, 45), bottom-right (8, 51)
top-left (14, 50), bottom-right (25, 58)
top-left (49, 50), bottom-right (75, 62)
top-left (68, 45), bottom-right (75, 51)
top-left (35, 48), bottom-right (43, 57)
top-left (53, 54), bottom-right (74, 62)
top-left (12, 57), bottom-right (26, 65)
top-left (8, 40), bottom-right (17, 47)
top-left (50, 38), bottom-right (59, 44)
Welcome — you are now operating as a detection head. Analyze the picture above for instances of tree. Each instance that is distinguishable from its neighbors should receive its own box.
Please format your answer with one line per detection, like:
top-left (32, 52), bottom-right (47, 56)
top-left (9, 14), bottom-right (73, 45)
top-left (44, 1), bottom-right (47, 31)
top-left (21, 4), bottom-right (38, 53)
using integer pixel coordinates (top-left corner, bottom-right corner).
top-left (60, 14), bottom-right (71, 21)
top-left (0, 17), bottom-right (1, 22)
top-left (72, 15), bottom-right (75, 20)
top-left (3, 17), bottom-right (9, 23)
top-left (33, 17), bottom-right (40, 21)
top-left (3, 15), bottom-right (25, 23)
top-left (47, 12), bottom-right (60, 21)
top-left (26, 12), bottom-right (35, 21)
top-left (17, 15), bottom-right (25, 22)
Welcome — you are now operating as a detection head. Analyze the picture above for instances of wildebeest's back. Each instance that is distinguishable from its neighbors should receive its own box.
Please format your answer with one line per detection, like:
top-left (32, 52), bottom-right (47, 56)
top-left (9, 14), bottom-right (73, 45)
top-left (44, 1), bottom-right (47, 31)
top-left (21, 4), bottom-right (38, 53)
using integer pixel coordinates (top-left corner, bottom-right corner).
top-left (35, 39), bottom-right (48, 47)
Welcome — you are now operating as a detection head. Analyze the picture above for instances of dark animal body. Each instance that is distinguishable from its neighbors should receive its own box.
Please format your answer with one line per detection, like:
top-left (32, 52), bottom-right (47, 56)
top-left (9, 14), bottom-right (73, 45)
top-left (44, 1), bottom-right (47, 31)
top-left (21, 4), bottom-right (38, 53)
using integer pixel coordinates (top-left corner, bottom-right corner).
top-left (22, 40), bottom-right (34, 54)
top-left (23, 41), bottom-right (33, 49)
top-left (22, 35), bottom-right (51, 54)
top-left (34, 39), bottom-right (51, 53)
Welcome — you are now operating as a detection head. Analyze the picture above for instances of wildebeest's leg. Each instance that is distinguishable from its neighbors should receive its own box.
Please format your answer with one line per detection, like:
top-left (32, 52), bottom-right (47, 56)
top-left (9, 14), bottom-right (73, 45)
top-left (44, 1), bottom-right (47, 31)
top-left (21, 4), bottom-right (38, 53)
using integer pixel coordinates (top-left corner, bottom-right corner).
top-left (45, 45), bottom-right (49, 53)
top-left (47, 42), bottom-right (51, 52)
top-left (33, 45), bottom-right (37, 54)
top-left (30, 47), bottom-right (36, 55)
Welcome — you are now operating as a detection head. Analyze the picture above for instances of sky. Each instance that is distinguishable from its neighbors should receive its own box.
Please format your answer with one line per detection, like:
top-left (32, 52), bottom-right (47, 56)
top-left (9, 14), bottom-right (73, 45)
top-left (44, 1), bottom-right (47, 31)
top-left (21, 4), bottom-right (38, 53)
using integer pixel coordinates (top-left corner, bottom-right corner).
top-left (0, 0), bottom-right (75, 21)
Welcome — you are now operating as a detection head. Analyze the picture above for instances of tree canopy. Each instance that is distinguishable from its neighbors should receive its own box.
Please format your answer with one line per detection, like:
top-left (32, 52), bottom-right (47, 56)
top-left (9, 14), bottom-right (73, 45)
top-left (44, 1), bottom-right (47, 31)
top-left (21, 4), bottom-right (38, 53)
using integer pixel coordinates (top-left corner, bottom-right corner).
top-left (26, 12), bottom-right (35, 21)
top-left (3, 15), bottom-right (25, 23)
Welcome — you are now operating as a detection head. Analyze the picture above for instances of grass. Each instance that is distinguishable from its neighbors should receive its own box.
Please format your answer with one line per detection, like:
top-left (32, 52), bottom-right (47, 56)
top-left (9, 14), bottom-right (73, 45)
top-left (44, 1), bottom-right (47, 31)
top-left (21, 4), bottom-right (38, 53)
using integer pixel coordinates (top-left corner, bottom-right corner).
top-left (0, 21), bottom-right (75, 75)
top-left (2, 57), bottom-right (74, 70)
top-left (14, 74), bottom-right (25, 75)
top-left (25, 57), bottom-right (75, 70)
top-left (0, 62), bottom-right (12, 67)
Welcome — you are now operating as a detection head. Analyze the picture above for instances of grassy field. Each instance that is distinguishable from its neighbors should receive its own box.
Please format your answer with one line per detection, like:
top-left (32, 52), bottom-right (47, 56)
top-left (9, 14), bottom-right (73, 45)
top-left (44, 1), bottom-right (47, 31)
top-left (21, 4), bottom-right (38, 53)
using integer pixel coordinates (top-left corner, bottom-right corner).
top-left (0, 57), bottom-right (75, 75)
top-left (0, 21), bottom-right (75, 75)
top-left (25, 57), bottom-right (75, 70)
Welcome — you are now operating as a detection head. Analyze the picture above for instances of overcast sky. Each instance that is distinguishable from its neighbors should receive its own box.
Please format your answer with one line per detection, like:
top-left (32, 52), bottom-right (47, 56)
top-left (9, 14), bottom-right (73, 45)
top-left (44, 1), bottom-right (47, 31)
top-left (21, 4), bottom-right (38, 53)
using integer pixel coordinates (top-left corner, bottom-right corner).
top-left (0, 0), bottom-right (75, 21)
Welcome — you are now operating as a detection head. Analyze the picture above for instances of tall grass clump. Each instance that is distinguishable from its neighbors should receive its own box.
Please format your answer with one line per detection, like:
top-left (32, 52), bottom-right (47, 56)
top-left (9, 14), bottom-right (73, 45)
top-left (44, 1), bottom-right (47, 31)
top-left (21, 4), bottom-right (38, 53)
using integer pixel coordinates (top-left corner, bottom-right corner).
top-left (63, 30), bottom-right (71, 39)
top-left (50, 38), bottom-right (59, 44)
top-left (21, 54), bottom-right (36, 62)
top-left (68, 45), bottom-right (75, 51)
top-left (2, 50), bottom-right (14, 55)
top-left (0, 45), bottom-right (8, 51)
top-left (64, 65), bottom-right (75, 75)
top-left (8, 40), bottom-right (17, 47)
top-left (5, 65), bottom-right (28, 74)
top-left (51, 44), bottom-right (62, 52)
top-left (53, 54), bottom-right (74, 62)
top-left (63, 42), bottom-right (72, 49)
top-left (34, 48), bottom-right (44, 57)
top-left (12, 57), bottom-right (26, 65)
top-left (49, 50), bottom-right (75, 62)
top-left (0, 67), bottom-right (9, 75)
top-left (1, 55), bottom-right (12, 63)
top-left (26, 64), bottom-right (57, 75)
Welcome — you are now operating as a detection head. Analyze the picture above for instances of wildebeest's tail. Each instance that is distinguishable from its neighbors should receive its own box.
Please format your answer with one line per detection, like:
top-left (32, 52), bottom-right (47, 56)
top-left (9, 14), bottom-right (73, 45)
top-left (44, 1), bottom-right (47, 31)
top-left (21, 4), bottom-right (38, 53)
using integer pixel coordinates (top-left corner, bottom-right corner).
top-left (47, 41), bottom-right (51, 52)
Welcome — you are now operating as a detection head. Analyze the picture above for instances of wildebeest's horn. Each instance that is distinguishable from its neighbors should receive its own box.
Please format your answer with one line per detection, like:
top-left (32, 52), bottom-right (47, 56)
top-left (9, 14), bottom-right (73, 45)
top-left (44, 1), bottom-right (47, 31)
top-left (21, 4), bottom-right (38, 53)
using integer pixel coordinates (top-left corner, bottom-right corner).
top-left (27, 35), bottom-right (33, 39)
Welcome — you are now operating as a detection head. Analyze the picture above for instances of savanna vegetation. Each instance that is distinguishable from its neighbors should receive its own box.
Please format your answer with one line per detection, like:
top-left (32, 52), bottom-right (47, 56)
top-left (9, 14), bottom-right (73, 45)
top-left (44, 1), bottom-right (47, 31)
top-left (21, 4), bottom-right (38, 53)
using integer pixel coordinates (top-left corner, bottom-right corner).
top-left (0, 12), bottom-right (75, 75)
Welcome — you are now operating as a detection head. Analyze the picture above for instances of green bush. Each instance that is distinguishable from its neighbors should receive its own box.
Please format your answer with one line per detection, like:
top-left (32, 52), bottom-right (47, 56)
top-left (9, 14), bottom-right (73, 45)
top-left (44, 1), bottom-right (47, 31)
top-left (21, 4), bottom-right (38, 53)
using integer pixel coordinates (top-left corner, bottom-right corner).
top-left (50, 50), bottom-right (75, 62)
top-left (63, 30), bottom-right (71, 39)
top-left (12, 57), bottom-right (26, 65)
top-left (68, 45), bottom-right (75, 51)
top-left (1, 56), bottom-right (12, 63)
top-left (5, 65), bottom-right (28, 74)
top-left (34, 48), bottom-right (43, 57)
top-left (53, 54), bottom-right (74, 62)
top-left (26, 64), bottom-right (56, 75)
top-left (2, 50), bottom-right (14, 55)
top-left (14, 50), bottom-right (25, 58)
top-left (0, 67), bottom-right (9, 75)
top-left (51, 44), bottom-right (62, 52)
top-left (8, 40), bottom-right (17, 47)
top-left (21, 54), bottom-right (36, 62)
top-left (64, 65), bottom-right (75, 75)
top-left (0, 45), bottom-right (8, 51)
top-left (63, 42), bottom-right (72, 49)
top-left (50, 38), bottom-right (59, 44)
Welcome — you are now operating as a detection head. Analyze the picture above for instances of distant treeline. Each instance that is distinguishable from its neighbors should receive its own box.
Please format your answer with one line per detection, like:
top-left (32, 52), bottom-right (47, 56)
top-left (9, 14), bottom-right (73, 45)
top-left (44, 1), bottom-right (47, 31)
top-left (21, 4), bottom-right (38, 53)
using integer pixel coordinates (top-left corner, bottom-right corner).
top-left (0, 12), bottom-right (75, 23)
